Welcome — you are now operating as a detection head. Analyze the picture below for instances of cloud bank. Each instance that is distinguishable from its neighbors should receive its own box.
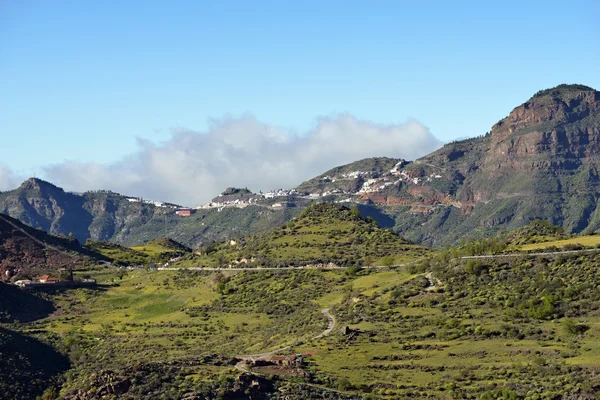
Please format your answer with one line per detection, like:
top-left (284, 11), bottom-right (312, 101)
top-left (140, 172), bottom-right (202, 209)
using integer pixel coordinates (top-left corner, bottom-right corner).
top-left (0, 165), bottom-right (21, 192)
top-left (42, 114), bottom-right (441, 205)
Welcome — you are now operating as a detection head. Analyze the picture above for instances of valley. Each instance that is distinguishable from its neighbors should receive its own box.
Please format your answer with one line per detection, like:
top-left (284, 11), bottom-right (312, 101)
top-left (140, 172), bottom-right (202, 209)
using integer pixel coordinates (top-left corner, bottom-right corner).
top-left (3, 203), bottom-right (600, 398)
top-left (3, 84), bottom-right (600, 399)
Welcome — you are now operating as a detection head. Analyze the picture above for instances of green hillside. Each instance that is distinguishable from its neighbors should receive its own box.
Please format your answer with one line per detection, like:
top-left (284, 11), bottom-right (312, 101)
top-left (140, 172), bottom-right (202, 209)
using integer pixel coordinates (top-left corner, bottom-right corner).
top-left (182, 203), bottom-right (432, 268)
top-left (84, 237), bottom-right (191, 266)
top-left (0, 283), bottom-right (54, 323)
top-left (7, 243), bottom-right (600, 399)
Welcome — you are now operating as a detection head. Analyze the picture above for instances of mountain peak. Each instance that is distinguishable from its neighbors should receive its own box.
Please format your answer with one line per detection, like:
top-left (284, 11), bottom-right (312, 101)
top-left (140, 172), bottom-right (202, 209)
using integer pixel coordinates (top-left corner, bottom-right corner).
top-left (20, 178), bottom-right (63, 192)
top-left (530, 83), bottom-right (597, 100)
top-left (491, 83), bottom-right (600, 140)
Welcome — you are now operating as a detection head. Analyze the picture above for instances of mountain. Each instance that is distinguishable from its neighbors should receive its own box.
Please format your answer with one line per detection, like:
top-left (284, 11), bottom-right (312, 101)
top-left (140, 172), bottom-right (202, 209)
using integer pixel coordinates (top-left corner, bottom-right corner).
top-left (395, 84), bottom-right (600, 244)
top-left (2, 84), bottom-right (600, 248)
top-left (0, 213), bottom-right (101, 281)
top-left (0, 178), bottom-right (300, 248)
top-left (293, 84), bottom-right (600, 246)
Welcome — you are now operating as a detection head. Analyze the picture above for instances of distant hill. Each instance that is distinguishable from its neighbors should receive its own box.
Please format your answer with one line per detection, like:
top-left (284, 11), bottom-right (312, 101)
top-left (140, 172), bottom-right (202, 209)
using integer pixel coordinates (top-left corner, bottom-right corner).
top-left (393, 84), bottom-right (600, 245)
top-left (295, 157), bottom-right (404, 196)
top-left (84, 237), bottom-right (191, 266)
top-left (0, 178), bottom-right (299, 248)
top-left (188, 203), bottom-right (431, 267)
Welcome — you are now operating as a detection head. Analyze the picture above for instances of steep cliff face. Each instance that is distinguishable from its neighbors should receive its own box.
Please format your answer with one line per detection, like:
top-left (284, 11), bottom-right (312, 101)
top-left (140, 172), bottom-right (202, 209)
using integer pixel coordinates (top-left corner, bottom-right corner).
top-left (470, 85), bottom-right (600, 199)
top-left (295, 85), bottom-right (600, 246)
top-left (394, 84), bottom-right (600, 244)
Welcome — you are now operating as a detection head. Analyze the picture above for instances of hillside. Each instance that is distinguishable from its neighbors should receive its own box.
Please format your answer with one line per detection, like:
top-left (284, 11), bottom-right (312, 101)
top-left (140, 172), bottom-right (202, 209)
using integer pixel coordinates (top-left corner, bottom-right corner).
top-left (0, 213), bottom-right (101, 280)
top-left (183, 203), bottom-right (431, 268)
top-left (7, 235), bottom-right (600, 398)
top-left (0, 328), bottom-right (69, 400)
top-left (0, 283), bottom-right (54, 322)
top-left (84, 237), bottom-right (192, 266)
top-left (295, 157), bottom-right (405, 196)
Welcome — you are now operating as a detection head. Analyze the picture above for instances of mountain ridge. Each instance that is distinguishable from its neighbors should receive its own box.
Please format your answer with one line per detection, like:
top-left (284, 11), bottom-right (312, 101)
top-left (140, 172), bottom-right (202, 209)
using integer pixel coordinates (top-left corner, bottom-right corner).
top-left (1, 84), bottom-right (599, 247)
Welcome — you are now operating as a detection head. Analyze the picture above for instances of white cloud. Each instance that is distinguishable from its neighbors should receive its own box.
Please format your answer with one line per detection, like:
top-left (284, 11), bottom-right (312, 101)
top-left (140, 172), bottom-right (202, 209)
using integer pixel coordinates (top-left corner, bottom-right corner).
top-left (43, 114), bottom-right (442, 205)
top-left (0, 165), bottom-right (20, 191)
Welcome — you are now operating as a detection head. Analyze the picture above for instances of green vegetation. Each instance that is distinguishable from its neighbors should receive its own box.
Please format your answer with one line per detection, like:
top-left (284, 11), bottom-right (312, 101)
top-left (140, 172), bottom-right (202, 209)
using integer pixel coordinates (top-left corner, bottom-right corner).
top-left (5, 224), bottom-right (600, 398)
top-left (531, 84), bottom-right (596, 99)
top-left (519, 235), bottom-right (600, 251)
top-left (84, 237), bottom-right (190, 266)
top-left (0, 283), bottom-right (54, 323)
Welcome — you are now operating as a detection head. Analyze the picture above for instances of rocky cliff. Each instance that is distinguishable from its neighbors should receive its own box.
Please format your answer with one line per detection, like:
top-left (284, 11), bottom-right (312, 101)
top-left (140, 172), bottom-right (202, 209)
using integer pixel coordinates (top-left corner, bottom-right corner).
top-left (392, 84), bottom-right (600, 244)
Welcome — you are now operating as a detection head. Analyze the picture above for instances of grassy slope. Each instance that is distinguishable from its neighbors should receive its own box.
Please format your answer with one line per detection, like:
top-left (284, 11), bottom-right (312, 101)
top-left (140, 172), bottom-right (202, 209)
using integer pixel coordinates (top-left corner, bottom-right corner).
top-left (7, 217), bottom-right (600, 398)
top-left (0, 327), bottom-right (69, 400)
top-left (84, 238), bottom-right (191, 265)
top-left (519, 235), bottom-right (600, 251)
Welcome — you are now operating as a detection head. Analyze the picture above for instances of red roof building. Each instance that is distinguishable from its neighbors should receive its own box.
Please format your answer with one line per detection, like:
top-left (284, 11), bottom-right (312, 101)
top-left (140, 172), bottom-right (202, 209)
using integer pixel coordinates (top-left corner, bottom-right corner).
top-left (175, 208), bottom-right (193, 217)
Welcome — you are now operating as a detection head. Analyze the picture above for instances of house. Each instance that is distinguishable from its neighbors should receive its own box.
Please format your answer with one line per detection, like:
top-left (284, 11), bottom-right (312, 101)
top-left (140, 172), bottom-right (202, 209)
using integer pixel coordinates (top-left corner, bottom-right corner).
top-left (35, 275), bottom-right (60, 283)
top-left (175, 208), bottom-right (193, 217)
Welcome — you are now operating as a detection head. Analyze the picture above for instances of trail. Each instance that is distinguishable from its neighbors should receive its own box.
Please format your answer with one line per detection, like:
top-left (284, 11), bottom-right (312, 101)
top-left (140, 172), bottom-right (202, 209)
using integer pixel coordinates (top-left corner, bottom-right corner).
top-left (424, 272), bottom-right (442, 292)
top-left (234, 308), bottom-right (336, 371)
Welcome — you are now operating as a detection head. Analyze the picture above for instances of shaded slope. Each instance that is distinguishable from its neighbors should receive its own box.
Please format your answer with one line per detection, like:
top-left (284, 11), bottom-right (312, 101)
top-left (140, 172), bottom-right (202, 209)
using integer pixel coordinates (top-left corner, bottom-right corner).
top-left (0, 283), bottom-right (54, 322)
top-left (0, 328), bottom-right (69, 400)
top-left (0, 213), bottom-right (102, 280)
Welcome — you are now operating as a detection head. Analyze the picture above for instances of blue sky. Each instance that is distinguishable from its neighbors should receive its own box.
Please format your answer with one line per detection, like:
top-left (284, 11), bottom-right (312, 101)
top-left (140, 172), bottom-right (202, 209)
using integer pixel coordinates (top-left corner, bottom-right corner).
top-left (1, 1), bottom-right (599, 201)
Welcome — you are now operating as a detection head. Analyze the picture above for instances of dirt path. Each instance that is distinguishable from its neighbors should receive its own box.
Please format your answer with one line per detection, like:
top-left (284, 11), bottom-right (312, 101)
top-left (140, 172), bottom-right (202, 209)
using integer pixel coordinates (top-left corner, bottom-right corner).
top-left (235, 308), bottom-right (336, 369)
top-left (424, 272), bottom-right (442, 292)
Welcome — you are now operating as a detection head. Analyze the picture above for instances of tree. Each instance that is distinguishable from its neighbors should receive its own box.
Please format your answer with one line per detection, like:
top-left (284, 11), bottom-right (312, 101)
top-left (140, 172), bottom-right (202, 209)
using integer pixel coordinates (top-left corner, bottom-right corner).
top-left (381, 255), bottom-right (395, 267)
top-left (346, 265), bottom-right (361, 276)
